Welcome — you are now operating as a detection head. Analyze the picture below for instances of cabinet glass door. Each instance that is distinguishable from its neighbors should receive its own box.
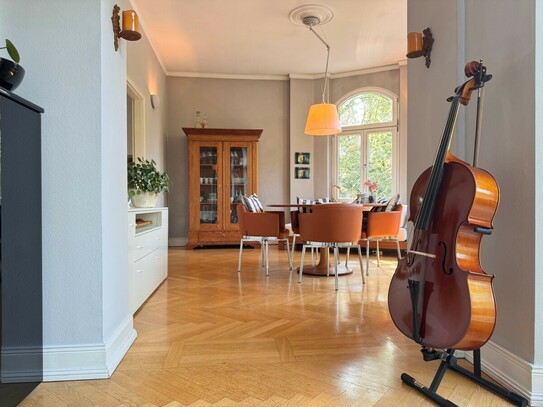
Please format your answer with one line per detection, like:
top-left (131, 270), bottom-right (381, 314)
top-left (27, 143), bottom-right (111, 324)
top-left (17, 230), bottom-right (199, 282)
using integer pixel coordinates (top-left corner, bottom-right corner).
top-left (199, 146), bottom-right (219, 225)
top-left (228, 145), bottom-right (249, 225)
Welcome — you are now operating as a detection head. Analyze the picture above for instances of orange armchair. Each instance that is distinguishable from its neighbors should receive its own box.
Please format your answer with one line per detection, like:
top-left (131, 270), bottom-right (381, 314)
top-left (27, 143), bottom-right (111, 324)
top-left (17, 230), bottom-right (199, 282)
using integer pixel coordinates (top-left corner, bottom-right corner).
top-left (236, 204), bottom-right (292, 276)
top-left (298, 203), bottom-right (364, 290)
top-left (345, 204), bottom-right (403, 275)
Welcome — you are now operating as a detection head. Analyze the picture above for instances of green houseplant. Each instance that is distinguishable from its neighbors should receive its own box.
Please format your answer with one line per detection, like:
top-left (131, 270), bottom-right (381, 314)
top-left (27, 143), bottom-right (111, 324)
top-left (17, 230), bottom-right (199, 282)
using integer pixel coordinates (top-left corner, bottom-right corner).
top-left (128, 157), bottom-right (170, 208)
top-left (0, 39), bottom-right (25, 91)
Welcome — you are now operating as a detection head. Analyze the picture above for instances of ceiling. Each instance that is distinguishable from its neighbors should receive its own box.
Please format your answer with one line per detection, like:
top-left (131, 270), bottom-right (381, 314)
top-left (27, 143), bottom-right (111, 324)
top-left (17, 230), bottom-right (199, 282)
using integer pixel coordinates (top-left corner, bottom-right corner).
top-left (130, 0), bottom-right (407, 77)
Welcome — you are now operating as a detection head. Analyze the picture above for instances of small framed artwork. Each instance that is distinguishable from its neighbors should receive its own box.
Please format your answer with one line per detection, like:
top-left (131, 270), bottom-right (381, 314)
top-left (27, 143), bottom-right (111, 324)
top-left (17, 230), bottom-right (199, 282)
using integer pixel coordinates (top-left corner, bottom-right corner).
top-left (295, 167), bottom-right (310, 179)
top-left (295, 152), bottom-right (310, 165)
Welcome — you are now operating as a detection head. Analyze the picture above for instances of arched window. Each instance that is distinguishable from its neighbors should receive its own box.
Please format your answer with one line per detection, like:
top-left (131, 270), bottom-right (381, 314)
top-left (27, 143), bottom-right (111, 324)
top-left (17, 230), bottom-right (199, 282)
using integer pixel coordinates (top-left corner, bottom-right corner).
top-left (333, 89), bottom-right (398, 200)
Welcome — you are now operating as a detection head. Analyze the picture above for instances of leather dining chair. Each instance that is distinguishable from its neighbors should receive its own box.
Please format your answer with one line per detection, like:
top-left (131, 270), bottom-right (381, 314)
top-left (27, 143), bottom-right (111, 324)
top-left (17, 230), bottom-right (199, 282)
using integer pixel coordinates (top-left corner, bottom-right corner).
top-left (289, 210), bottom-right (316, 266)
top-left (298, 203), bottom-right (364, 290)
top-left (346, 204), bottom-right (403, 275)
top-left (236, 204), bottom-right (292, 276)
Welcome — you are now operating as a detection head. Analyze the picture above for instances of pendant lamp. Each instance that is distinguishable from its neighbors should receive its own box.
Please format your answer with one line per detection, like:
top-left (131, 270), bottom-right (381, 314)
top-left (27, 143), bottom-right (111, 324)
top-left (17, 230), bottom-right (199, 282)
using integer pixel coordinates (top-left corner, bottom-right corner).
top-left (303, 16), bottom-right (342, 136)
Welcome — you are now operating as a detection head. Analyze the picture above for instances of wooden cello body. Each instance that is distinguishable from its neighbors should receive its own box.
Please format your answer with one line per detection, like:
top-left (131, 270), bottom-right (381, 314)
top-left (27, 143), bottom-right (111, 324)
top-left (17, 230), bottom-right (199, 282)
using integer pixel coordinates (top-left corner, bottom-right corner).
top-left (388, 62), bottom-right (499, 351)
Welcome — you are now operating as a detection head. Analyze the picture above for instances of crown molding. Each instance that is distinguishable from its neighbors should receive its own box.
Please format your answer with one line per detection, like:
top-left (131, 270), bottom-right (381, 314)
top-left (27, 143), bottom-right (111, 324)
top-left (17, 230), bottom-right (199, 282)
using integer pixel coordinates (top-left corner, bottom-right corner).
top-left (167, 71), bottom-right (289, 81)
top-left (168, 63), bottom-right (402, 81)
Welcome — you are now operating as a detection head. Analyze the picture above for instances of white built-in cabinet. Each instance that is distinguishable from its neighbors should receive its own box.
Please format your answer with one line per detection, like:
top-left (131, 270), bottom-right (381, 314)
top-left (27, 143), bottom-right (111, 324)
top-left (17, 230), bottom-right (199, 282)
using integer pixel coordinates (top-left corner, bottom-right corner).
top-left (128, 207), bottom-right (168, 313)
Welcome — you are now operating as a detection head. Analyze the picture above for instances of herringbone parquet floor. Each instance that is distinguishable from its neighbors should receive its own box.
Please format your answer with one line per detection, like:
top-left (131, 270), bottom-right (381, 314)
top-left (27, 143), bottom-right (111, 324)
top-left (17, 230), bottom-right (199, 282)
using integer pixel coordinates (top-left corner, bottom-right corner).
top-left (20, 246), bottom-right (515, 406)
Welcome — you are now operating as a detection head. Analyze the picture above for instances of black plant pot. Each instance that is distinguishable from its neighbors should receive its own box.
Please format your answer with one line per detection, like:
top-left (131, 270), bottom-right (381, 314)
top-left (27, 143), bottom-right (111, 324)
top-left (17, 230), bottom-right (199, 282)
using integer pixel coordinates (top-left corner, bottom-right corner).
top-left (0, 57), bottom-right (25, 91)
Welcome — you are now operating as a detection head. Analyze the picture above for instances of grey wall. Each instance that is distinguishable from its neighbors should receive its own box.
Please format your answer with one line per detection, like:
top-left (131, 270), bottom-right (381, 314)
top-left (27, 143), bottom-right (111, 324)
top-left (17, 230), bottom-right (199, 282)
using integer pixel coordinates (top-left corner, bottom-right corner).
top-left (289, 78), bottom-right (316, 202)
top-left (464, 0), bottom-right (536, 362)
top-left (166, 77), bottom-right (289, 241)
top-left (166, 68), bottom-right (403, 241)
top-left (408, 0), bottom-right (536, 364)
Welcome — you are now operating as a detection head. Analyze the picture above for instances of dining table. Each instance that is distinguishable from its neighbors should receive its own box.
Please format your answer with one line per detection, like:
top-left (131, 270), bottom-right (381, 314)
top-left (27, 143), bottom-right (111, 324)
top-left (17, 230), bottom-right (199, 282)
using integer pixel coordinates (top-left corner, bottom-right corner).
top-left (267, 202), bottom-right (386, 276)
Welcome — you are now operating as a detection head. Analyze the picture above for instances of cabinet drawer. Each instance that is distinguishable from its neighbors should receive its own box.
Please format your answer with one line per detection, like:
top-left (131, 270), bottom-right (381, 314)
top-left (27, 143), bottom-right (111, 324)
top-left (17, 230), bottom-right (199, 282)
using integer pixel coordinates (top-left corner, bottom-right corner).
top-left (132, 251), bottom-right (164, 312)
top-left (134, 228), bottom-right (163, 261)
top-left (198, 230), bottom-right (240, 243)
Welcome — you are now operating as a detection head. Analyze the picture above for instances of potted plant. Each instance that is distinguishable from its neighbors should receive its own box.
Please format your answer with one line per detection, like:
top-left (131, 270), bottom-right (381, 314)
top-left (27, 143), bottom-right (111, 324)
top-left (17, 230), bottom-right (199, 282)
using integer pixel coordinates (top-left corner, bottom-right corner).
top-left (128, 157), bottom-right (170, 208)
top-left (0, 39), bottom-right (25, 91)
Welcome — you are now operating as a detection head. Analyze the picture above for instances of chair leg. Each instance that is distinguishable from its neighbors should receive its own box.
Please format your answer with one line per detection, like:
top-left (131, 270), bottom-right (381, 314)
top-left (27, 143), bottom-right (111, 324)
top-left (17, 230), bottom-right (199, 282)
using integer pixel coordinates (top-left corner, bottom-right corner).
top-left (344, 247), bottom-right (350, 267)
top-left (311, 247), bottom-right (315, 266)
top-left (285, 238), bottom-right (292, 270)
top-left (334, 246), bottom-right (339, 291)
top-left (238, 238), bottom-right (244, 272)
top-left (396, 239), bottom-right (401, 259)
top-left (260, 239), bottom-right (265, 267)
top-left (376, 240), bottom-right (380, 267)
top-left (357, 245), bottom-right (365, 284)
top-left (366, 239), bottom-right (370, 276)
top-left (299, 245), bottom-right (306, 283)
top-left (264, 239), bottom-right (269, 276)
top-left (326, 247), bottom-right (330, 277)
top-left (291, 234), bottom-right (297, 265)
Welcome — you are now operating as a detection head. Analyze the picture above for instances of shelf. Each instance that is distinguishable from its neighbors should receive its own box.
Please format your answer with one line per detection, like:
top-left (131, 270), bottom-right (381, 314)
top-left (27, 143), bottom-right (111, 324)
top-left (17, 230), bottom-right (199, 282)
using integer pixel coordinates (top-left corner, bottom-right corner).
top-left (132, 211), bottom-right (163, 235)
top-left (135, 219), bottom-right (152, 228)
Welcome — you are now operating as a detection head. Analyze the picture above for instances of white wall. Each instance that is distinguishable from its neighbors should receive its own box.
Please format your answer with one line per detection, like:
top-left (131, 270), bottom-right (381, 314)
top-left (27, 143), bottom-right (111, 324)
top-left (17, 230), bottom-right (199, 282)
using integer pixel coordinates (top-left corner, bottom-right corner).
top-left (1, 0), bottom-right (136, 380)
top-left (126, 22), bottom-right (168, 208)
top-left (1, 0), bottom-right (104, 344)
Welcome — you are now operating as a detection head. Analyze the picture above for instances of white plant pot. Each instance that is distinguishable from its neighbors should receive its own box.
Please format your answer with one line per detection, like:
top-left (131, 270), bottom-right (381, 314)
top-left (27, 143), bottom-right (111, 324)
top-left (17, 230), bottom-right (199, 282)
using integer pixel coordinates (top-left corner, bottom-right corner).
top-left (130, 191), bottom-right (159, 208)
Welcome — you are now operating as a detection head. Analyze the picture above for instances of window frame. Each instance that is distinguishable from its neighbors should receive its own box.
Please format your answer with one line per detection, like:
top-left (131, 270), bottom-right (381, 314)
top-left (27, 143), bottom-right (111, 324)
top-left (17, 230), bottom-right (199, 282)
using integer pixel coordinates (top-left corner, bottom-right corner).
top-left (331, 87), bottom-right (399, 201)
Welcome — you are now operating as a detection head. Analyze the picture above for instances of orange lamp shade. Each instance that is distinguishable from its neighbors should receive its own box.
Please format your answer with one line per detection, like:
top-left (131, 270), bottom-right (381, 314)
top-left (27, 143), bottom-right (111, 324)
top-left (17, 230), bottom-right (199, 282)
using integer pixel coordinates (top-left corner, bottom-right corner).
top-left (304, 103), bottom-right (342, 136)
top-left (407, 32), bottom-right (423, 58)
top-left (120, 10), bottom-right (142, 41)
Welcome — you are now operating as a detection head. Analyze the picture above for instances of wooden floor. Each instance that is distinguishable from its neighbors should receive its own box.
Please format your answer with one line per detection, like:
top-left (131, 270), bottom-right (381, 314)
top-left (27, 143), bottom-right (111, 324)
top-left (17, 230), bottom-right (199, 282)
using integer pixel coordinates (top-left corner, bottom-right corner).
top-left (21, 247), bottom-right (515, 406)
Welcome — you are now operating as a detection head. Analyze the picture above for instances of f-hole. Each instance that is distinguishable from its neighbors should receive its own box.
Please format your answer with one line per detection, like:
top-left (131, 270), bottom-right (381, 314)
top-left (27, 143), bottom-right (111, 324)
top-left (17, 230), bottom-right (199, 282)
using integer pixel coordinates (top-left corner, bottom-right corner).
top-left (127, 80), bottom-right (145, 163)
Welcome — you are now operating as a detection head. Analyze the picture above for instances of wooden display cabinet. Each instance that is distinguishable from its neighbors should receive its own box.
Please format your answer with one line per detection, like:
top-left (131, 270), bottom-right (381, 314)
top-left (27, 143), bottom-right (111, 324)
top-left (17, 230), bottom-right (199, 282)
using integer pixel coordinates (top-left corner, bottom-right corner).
top-left (183, 128), bottom-right (262, 248)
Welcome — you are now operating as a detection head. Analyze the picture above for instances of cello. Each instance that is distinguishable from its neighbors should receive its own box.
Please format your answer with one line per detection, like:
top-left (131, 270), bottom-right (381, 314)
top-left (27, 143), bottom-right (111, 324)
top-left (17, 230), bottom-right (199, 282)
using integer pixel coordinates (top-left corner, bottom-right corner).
top-left (388, 61), bottom-right (498, 351)
top-left (388, 61), bottom-right (528, 407)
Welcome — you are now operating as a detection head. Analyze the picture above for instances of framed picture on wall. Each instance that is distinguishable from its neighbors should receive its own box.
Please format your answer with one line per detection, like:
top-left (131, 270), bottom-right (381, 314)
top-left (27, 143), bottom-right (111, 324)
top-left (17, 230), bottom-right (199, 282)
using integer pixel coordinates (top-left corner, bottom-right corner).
top-left (295, 152), bottom-right (310, 165)
top-left (294, 167), bottom-right (310, 179)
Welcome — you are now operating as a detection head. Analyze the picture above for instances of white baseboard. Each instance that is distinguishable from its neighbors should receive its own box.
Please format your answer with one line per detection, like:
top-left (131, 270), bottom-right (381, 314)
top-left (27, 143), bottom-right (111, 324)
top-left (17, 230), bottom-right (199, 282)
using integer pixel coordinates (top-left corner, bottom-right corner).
top-left (169, 237), bottom-right (188, 246)
top-left (464, 340), bottom-right (543, 405)
top-left (42, 315), bottom-right (136, 381)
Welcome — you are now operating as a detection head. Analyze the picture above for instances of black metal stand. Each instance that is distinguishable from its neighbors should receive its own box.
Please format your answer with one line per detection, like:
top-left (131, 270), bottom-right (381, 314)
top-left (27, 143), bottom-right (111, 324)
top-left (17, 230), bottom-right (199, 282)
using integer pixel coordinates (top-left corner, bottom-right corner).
top-left (401, 348), bottom-right (528, 407)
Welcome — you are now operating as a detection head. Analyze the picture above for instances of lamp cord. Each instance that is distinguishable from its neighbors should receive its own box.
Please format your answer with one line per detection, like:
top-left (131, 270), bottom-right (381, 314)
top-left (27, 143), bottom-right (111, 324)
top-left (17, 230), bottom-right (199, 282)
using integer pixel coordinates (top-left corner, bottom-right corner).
top-left (308, 25), bottom-right (331, 104)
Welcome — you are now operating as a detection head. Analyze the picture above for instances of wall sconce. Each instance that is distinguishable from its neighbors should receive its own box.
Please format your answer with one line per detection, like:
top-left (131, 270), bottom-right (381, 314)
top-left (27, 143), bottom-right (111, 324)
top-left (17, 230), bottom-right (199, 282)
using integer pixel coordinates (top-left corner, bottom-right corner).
top-left (150, 94), bottom-right (161, 110)
top-left (111, 4), bottom-right (142, 51)
top-left (407, 28), bottom-right (434, 68)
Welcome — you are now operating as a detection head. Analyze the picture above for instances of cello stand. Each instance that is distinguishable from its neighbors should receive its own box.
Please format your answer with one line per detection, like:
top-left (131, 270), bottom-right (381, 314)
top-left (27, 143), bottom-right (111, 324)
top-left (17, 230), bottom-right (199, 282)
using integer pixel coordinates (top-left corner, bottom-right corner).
top-left (401, 348), bottom-right (528, 407)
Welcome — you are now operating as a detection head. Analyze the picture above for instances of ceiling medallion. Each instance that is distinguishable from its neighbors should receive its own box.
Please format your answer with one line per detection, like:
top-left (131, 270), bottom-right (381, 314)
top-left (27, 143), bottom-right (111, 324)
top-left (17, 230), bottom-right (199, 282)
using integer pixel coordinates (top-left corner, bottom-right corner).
top-left (289, 4), bottom-right (334, 26)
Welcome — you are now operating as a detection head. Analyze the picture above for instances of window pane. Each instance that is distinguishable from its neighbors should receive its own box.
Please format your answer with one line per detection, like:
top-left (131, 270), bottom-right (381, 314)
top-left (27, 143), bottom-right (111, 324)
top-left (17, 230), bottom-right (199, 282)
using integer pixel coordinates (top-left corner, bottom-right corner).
top-left (367, 131), bottom-right (393, 198)
top-left (339, 92), bottom-right (393, 127)
top-left (337, 134), bottom-right (361, 199)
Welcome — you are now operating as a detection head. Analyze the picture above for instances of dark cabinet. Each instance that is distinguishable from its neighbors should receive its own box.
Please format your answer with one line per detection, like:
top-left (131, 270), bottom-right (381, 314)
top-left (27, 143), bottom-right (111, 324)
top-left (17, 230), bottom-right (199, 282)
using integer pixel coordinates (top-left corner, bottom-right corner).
top-left (0, 89), bottom-right (43, 406)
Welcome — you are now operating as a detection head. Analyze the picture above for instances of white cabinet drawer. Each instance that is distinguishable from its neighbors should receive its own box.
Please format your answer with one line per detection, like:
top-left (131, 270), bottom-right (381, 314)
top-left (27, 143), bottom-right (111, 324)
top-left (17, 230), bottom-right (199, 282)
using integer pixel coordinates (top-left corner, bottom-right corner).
top-left (134, 228), bottom-right (163, 261)
top-left (132, 251), bottom-right (164, 312)
top-left (129, 207), bottom-right (168, 314)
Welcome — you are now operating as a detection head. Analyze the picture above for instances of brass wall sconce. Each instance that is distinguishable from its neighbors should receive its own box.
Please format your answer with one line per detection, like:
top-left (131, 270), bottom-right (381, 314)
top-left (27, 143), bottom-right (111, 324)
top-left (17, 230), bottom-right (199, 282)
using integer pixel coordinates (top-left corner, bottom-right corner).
top-left (111, 4), bottom-right (142, 51)
top-left (407, 28), bottom-right (434, 68)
